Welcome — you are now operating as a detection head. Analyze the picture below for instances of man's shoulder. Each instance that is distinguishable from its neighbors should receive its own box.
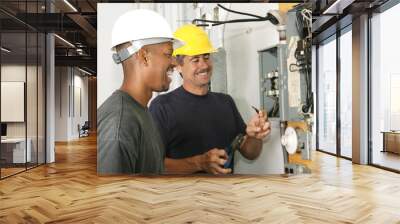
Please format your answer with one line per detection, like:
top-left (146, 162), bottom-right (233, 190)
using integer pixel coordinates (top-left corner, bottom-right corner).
top-left (210, 91), bottom-right (233, 102)
top-left (98, 92), bottom-right (122, 116)
top-left (98, 91), bottom-right (141, 124)
top-left (151, 88), bottom-right (180, 106)
top-left (97, 96), bottom-right (142, 142)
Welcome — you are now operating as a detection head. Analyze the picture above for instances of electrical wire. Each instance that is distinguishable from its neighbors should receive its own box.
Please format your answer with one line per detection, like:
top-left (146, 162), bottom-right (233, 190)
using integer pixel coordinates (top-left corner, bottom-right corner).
top-left (216, 3), bottom-right (264, 19)
top-left (267, 96), bottom-right (279, 117)
top-left (292, 6), bottom-right (313, 113)
top-left (193, 4), bottom-right (279, 27)
top-left (301, 9), bottom-right (312, 39)
top-left (193, 17), bottom-right (273, 27)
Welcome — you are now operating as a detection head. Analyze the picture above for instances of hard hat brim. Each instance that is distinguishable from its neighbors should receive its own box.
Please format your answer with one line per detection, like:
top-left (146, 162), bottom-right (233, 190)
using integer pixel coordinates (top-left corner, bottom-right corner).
top-left (172, 38), bottom-right (185, 50)
top-left (112, 37), bottom-right (184, 52)
top-left (172, 47), bottom-right (218, 57)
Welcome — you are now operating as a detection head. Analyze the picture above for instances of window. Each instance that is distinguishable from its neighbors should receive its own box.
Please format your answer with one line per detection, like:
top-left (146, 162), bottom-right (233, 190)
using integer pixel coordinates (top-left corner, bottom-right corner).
top-left (0, 1), bottom-right (47, 179)
top-left (317, 35), bottom-right (337, 155)
top-left (370, 2), bottom-right (400, 171)
top-left (339, 27), bottom-right (352, 158)
top-left (390, 74), bottom-right (400, 130)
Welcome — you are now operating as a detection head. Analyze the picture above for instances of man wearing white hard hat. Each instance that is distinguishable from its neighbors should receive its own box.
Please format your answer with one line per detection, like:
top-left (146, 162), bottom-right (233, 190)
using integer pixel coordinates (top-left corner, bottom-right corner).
top-left (97, 9), bottom-right (182, 174)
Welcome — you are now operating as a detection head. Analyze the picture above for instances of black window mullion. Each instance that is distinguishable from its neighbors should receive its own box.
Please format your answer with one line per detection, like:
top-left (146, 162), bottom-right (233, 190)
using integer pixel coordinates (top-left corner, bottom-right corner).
top-left (316, 44), bottom-right (320, 151)
top-left (367, 11), bottom-right (373, 165)
top-left (24, 0), bottom-right (28, 171)
top-left (336, 29), bottom-right (341, 157)
top-left (36, 0), bottom-right (39, 168)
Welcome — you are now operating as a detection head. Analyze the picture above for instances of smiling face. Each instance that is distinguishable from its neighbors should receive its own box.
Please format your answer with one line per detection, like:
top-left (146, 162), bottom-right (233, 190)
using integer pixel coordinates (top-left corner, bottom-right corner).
top-left (176, 53), bottom-right (213, 93)
top-left (143, 42), bottom-right (176, 92)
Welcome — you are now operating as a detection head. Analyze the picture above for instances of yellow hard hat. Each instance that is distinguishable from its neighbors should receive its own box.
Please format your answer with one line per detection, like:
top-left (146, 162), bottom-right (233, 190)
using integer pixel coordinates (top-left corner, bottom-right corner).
top-left (173, 24), bottom-right (217, 57)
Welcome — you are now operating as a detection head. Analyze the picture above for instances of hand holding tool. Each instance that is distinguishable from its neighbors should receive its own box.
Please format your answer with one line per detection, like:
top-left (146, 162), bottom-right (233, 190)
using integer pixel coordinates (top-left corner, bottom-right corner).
top-left (224, 134), bottom-right (245, 169)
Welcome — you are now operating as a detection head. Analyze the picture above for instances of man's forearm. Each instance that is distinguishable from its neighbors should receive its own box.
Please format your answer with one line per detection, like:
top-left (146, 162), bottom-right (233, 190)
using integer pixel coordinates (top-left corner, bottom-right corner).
top-left (240, 136), bottom-right (262, 160)
top-left (164, 156), bottom-right (203, 174)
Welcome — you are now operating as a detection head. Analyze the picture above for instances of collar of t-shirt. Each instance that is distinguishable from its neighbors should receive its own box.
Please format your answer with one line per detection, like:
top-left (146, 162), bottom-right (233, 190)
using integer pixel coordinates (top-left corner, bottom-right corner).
top-left (115, 89), bottom-right (148, 111)
top-left (178, 86), bottom-right (210, 101)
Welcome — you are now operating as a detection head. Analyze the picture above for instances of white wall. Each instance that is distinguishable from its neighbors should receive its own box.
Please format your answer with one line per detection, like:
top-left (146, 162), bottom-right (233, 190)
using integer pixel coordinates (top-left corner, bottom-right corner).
top-left (77, 74), bottom-right (89, 124)
top-left (73, 73), bottom-right (89, 138)
top-left (1, 66), bottom-right (25, 125)
top-left (220, 4), bottom-right (284, 174)
top-left (54, 67), bottom-right (89, 141)
top-left (97, 3), bottom-right (288, 174)
top-left (222, 4), bottom-right (279, 122)
top-left (55, 67), bottom-right (68, 141)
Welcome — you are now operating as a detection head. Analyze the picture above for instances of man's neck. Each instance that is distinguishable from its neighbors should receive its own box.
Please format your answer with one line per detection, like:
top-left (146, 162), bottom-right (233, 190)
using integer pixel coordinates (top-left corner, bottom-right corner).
top-left (182, 83), bottom-right (209, 96)
top-left (120, 74), bottom-right (152, 108)
top-left (120, 85), bottom-right (152, 108)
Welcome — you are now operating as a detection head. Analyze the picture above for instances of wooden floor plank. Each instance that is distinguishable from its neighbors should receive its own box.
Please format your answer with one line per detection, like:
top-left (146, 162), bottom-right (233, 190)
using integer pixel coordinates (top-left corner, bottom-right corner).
top-left (0, 135), bottom-right (399, 223)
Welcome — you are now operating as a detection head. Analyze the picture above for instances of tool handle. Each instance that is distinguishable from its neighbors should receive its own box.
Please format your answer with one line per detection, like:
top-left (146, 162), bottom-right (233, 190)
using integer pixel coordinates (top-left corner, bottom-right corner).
top-left (224, 146), bottom-right (234, 169)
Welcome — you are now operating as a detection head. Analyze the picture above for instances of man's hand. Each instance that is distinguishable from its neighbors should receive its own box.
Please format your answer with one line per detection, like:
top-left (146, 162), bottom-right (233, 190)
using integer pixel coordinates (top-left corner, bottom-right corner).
top-left (246, 110), bottom-right (271, 140)
top-left (199, 148), bottom-right (232, 174)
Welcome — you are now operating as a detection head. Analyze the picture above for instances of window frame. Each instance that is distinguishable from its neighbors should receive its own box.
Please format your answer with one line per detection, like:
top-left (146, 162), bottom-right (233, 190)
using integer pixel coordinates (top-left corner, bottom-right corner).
top-left (315, 22), bottom-right (353, 160)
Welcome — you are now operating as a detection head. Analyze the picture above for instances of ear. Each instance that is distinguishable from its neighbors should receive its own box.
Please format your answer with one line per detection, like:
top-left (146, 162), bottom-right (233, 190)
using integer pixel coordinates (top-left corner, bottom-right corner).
top-left (137, 48), bottom-right (149, 66)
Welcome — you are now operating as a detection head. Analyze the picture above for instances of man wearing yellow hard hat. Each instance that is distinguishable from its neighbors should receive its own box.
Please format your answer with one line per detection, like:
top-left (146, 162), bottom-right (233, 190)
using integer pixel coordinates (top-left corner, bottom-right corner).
top-left (149, 24), bottom-right (271, 174)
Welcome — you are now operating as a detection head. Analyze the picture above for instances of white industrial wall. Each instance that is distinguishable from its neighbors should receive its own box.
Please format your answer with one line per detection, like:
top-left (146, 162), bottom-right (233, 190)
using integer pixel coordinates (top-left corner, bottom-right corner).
top-left (97, 3), bottom-right (293, 174)
top-left (55, 67), bottom-right (89, 141)
top-left (215, 4), bottom-right (284, 173)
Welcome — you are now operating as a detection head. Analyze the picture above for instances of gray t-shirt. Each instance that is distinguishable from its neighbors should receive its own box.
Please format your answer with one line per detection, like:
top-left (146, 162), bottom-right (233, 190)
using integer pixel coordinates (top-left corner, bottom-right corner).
top-left (97, 90), bottom-right (164, 174)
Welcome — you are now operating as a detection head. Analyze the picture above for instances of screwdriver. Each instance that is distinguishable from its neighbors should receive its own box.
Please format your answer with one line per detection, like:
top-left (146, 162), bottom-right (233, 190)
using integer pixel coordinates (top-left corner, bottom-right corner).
top-left (251, 105), bottom-right (260, 114)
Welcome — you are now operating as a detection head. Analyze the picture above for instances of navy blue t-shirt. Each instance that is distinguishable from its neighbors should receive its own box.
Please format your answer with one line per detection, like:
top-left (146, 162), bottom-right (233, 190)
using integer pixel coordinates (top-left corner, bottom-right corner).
top-left (149, 86), bottom-right (246, 166)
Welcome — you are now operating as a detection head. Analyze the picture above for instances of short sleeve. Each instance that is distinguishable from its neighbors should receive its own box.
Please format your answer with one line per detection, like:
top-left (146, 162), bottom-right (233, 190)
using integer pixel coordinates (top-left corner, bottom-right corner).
top-left (97, 113), bottom-right (139, 174)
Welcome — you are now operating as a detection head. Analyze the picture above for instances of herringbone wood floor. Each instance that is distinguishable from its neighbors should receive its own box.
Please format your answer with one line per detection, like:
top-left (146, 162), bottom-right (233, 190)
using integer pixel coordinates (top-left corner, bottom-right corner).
top-left (0, 135), bottom-right (400, 223)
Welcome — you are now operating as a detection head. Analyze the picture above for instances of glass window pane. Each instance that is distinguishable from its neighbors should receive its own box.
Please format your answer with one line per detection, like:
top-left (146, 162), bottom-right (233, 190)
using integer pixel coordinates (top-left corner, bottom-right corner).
top-left (340, 28), bottom-right (352, 158)
top-left (1, 30), bottom-right (28, 177)
top-left (27, 31), bottom-right (38, 169)
top-left (371, 3), bottom-right (400, 171)
top-left (1, 1), bottom-right (46, 179)
top-left (318, 36), bottom-right (337, 155)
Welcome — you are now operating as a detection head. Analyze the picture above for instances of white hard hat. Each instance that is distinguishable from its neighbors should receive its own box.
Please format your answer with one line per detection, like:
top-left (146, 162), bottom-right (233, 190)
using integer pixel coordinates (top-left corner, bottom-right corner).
top-left (111, 9), bottom-right (182, 64)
